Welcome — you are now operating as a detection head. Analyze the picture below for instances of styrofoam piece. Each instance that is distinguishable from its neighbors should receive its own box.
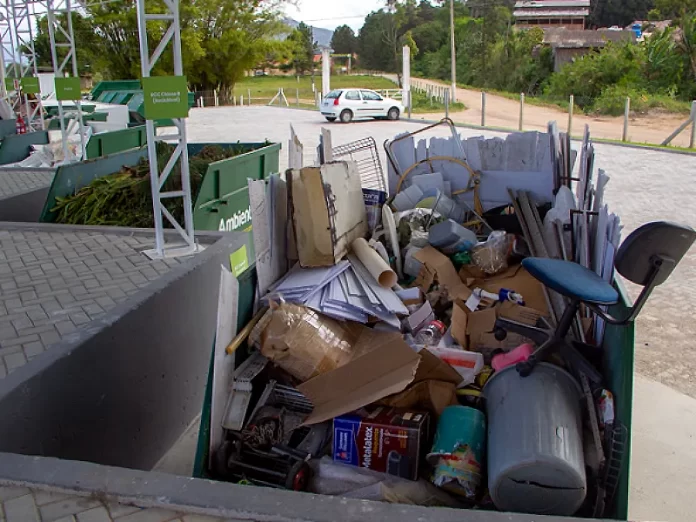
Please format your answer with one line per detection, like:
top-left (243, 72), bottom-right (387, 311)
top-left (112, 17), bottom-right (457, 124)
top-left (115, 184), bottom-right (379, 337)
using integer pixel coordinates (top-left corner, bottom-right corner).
top-left (412, 172), bottom-right (444, 194)
top-left (392, 184), bottom-right (424, 211)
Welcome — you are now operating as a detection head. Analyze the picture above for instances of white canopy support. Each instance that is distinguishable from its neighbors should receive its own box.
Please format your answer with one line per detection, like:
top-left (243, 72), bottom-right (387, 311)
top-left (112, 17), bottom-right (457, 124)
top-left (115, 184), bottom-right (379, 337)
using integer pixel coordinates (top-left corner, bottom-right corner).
top-left (136, 0), bottom-right (197, 258)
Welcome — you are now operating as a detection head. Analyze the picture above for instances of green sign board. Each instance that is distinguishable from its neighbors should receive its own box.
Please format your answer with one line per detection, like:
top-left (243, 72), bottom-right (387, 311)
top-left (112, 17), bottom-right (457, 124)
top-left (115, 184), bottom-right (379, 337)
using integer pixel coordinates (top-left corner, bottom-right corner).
top-left (141, 75), bottom-right (189, 120)
top-left (229, 246), bottom-right (249, 277)
top-left (4, 79), bottom-right (14, 92)
top-left (20, 77), bottom-right (40, 94)
top-left (55, 77), bottom-right (81, 101)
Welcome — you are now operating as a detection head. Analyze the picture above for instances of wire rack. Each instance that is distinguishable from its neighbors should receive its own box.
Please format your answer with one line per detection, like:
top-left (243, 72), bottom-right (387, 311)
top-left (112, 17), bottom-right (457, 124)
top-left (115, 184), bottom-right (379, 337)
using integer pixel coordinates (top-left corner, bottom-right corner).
top-left (332, 136), bottom-right (387, 193)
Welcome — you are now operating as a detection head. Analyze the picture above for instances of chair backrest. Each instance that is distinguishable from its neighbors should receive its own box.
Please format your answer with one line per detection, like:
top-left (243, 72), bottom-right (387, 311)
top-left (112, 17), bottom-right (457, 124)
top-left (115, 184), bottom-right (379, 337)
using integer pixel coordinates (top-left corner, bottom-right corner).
top-left (615, 221), bottom-right (696, 286)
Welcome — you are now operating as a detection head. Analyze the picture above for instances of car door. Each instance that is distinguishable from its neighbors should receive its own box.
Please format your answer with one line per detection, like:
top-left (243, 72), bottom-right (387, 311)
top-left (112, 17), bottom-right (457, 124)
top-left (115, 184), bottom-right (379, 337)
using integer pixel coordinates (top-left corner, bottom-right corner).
top-left (342, 90), bottom-right (363, 116)
top-left (360, 90), bottom-right (386, 117)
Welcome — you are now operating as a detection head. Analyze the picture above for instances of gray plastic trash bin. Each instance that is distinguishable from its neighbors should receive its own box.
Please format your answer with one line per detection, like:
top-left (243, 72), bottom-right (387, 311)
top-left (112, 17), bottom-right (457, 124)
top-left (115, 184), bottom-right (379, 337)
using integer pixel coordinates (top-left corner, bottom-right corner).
top-left (483, 362), bottom-right (586, 516)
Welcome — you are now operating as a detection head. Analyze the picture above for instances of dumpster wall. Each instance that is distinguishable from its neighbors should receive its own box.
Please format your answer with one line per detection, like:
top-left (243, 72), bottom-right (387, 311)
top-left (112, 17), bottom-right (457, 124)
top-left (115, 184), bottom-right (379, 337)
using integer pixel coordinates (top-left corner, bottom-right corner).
top-left (0, 131), bottom-right (49, 165)
top-left (0, 228), bottom-right (247, 471)
top-left (0, 187), bottom-right (49, 222)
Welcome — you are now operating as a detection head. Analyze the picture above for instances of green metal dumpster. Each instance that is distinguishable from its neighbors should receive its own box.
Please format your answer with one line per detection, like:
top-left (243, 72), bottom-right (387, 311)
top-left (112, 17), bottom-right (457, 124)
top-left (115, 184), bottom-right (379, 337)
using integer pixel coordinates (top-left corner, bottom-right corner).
top-left (192, 279), bottom-right (636, 521)
top-left (39, 141), bottom-right (281, 266)
top-left (0, 131), bottom-right (49, 165)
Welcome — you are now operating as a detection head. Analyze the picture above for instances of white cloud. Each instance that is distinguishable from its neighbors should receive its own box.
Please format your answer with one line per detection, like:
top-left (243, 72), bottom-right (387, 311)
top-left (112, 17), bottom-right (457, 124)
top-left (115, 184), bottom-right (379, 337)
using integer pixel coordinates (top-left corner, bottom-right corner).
top-left (284, 0), bottom-right (384, 32)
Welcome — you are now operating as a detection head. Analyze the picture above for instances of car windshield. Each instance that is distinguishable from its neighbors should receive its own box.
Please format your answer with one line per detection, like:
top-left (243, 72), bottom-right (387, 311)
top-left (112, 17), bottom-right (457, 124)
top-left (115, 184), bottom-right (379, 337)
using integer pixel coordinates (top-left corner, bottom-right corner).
top-left (324, 90), bottom-right (342, 99)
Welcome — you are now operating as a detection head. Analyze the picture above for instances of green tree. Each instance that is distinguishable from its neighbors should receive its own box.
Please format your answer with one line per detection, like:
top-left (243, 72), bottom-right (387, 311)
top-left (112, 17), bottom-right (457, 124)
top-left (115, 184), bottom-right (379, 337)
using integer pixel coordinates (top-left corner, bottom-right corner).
top-left (21, 13), bottom-right (99, 75)
top-left (287, 22), bottom-right (316, 75)
top-left (588, 0), bottom-right (655, 28)
top-left (652, 0), bottom-right (696, 20)
top-left (331, 25), bottom-right (357, 54)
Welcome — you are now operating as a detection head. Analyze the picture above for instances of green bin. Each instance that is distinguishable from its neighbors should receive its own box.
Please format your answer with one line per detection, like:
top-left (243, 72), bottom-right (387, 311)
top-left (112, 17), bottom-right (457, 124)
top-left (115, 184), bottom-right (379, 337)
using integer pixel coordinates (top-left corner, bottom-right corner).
top-left (40, 141), bottom-right (280, 267)
top-left (192, 280), bottom-right (636, 521)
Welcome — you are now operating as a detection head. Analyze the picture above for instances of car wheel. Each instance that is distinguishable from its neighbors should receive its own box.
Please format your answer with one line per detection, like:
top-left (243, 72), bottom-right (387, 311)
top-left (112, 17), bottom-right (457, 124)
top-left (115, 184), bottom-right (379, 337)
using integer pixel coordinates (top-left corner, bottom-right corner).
top-left (325, 117), bottom-right (337, 122)
top-left (387, 107), bottom-right (400, 121)
top-left (340, 110), bottom-right (353, 123)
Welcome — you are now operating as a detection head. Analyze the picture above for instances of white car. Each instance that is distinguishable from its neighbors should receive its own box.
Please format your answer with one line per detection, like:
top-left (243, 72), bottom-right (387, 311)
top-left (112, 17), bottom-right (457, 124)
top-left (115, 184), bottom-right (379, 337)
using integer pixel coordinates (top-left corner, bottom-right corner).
top-left (320, 88), bottom-right (404, 123)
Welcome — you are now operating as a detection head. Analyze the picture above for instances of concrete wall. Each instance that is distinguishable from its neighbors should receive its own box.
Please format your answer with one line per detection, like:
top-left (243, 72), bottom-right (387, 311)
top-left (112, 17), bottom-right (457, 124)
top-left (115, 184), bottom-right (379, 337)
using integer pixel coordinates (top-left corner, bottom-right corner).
top-left (0, 452), bottom-right (603, 522)
top-left (0, 228), bottom-right (245, 471)
top-left (0, 188), bottom-right (49, 222)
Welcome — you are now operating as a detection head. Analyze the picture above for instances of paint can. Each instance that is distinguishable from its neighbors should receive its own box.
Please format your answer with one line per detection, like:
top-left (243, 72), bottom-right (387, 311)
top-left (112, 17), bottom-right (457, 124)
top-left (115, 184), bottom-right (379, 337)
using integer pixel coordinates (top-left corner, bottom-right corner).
top-left (427, 405), bottom-right (486, 500)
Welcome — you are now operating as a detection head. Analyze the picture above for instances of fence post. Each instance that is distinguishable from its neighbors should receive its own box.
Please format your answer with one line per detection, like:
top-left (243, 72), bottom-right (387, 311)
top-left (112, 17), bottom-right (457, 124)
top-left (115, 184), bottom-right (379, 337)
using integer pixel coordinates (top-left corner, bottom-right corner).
top-left (248, 89), bottom-right (251, 106)
top-left (519, 93), bottom-right (525, 131)
top-left (690, 100), bottom-right (696, 149)
top-left (214, 90), bottom-right (218, 107)
top-left (296, 88), bottom-right (300, 108)
top-left (240, 95), bottom-right (244, 107)
top-left (481, 91), bottom-right (486, 127)
top-left (623, 97), bottom-right (631, 142)
top-left (445, 89), bottom-right (450, 119)
top-left (407, 91), bottom-right (412, 119)
top-left (568, 95), bottom-right (574, 137)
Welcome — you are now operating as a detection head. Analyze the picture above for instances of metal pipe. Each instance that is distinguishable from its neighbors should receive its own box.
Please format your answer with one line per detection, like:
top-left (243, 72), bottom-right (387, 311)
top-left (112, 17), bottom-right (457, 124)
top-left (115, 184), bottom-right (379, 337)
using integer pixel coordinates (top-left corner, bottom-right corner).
top-left (449, 0), bottom-right (456, 103)
top-left (519, 93), bottom-right (525, 131)
top-left (623, 97), bottom-right (630, 142)
top-left (690, 100), bottom-right (696, 149)
top-left (481, 91), bottom-right (486, 127)
top-left (568, 94), bottom-right (574, 137)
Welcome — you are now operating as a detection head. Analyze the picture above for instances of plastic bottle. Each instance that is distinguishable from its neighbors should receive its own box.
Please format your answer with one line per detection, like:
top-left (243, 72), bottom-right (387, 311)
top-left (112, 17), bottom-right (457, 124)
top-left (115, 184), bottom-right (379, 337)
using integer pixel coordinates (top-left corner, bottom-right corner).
top-left (414, 320), bottom-right (446, 346)
top-left (428, 219), bottom-right (478, 254)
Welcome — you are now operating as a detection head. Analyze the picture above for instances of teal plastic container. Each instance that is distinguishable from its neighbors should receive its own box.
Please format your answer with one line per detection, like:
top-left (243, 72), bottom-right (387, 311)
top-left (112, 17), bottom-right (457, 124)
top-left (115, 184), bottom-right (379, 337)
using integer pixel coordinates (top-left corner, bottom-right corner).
top-left (427, 405), bottom-right (486, 500)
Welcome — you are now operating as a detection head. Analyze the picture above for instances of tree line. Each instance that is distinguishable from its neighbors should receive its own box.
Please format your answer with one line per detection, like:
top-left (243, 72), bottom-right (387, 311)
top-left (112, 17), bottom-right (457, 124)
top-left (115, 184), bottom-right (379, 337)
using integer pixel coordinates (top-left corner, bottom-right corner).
top-left (338, 0), bottom-right (696, 115)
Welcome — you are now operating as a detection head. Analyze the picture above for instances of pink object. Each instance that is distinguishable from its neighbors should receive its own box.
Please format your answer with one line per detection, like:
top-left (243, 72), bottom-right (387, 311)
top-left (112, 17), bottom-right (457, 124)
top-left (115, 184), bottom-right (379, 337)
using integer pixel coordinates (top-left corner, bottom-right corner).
top-left (491, 343), bottom-right (534, 371)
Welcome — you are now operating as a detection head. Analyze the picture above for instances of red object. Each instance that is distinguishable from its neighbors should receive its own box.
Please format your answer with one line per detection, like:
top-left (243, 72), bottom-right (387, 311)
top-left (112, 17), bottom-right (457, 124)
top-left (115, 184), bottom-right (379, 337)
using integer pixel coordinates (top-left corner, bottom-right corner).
top-left (15, 115), bottom-right (26, 134)
top-left (333, 98), bottom-right (339, 106)
top-left (491, 343), bottom-right (534, 372)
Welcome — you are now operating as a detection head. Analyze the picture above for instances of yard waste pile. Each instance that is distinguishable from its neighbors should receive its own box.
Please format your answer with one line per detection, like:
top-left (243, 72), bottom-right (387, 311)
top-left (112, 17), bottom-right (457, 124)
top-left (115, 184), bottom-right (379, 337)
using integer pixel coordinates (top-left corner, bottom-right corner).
top-left (51, 142), bottom-right (243, 227)
top-left (209, 120), bottom-right (695, 518)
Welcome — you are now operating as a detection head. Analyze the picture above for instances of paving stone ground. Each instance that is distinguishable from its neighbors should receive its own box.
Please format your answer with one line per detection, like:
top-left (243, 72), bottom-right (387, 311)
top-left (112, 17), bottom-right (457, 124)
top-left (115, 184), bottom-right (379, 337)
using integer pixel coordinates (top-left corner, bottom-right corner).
top-left (0, 226), bottom-right (186, 378)
top-left (0, 486), bottom-right (247, 522)
top-left (0, 170), bottom-right (54, 199)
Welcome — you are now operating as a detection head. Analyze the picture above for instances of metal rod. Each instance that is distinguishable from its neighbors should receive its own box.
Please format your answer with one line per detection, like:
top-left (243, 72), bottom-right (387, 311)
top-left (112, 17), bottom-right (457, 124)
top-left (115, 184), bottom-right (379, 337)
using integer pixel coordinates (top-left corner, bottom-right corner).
top-left (622, 97), bottom-right (630, 142)
top-left (690, 100), bottom-right (696, 149)
top-left (568, 94), bottom-right (574, 137)
top-left (519, 92), bottom-right (525, 131)
top-left (481, 91), bottom-right (486, 127)
top-left (445, 89), bottom-right (449, 119)
top-left (449, 0), bottom-right (456, 103)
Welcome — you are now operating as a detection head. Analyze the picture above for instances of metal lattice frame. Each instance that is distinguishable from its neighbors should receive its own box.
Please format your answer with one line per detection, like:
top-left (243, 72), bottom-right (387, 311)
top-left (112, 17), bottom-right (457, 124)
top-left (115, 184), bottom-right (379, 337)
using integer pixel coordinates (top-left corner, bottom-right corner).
top-left (0, 1), bottom-right (20, 111)
top-left (45, 0), bottom-right (85, 161)
top-left (11, 0), bottom-right (44, 130)
top-left (136, 0), bottom-right (196, 258)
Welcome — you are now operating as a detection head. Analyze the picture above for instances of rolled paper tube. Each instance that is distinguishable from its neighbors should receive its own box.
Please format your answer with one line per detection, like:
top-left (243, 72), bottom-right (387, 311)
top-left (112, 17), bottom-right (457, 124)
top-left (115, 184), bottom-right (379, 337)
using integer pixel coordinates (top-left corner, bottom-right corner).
top-left (351, 237), bottom-right (398, 288)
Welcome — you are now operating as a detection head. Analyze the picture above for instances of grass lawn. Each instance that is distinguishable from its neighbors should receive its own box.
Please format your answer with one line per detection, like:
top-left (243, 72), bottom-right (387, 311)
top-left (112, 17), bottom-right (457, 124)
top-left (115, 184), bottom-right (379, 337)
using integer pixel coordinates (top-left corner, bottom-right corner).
top-left (234, 75), bottom-right (465, 114)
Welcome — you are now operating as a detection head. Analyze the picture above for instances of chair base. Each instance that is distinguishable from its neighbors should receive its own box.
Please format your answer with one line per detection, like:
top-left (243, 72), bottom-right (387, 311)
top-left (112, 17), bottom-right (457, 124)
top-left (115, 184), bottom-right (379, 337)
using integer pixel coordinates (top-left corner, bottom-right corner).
top-left (494, 299), bottom-right (580, 377)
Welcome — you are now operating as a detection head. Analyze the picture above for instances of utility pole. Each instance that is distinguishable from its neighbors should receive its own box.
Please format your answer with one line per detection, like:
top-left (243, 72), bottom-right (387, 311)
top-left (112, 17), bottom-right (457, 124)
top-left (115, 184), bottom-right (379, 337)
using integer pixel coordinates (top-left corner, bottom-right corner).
top-left (450, 0), bottom-right (457, 103)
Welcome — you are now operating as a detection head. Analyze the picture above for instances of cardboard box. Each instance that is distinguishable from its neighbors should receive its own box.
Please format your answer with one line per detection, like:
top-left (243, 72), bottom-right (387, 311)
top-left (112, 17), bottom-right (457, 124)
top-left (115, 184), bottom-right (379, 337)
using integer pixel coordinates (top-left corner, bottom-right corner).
top-left (333, 406), bottom-right (430, 480)
top-left (288, 161), bottom-right (368, 267)
top-left (451, 299), bottom-right (544, 354)
top-left (413, 247), bottom-right (472, 301)
top-left (298, 330), bottom-right (462, 425)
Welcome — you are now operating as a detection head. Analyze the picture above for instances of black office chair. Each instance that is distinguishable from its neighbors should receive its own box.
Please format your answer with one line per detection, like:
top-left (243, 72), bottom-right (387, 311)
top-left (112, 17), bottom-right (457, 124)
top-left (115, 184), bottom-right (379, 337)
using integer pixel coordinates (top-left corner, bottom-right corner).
top-left (495, 221), bottom-right (696, 377)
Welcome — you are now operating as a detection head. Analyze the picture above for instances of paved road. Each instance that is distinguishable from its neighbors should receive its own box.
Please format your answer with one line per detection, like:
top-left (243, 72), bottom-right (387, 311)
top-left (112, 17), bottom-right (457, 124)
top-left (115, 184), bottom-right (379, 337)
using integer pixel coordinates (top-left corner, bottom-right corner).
top-left (408, 76), bottom-right (695, 148)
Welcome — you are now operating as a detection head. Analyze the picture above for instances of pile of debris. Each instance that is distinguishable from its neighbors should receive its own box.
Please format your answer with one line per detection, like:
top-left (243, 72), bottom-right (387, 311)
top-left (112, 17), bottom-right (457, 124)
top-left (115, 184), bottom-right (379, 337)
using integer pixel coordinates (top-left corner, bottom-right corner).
top-left (208, 120), bottom-right (686, 518)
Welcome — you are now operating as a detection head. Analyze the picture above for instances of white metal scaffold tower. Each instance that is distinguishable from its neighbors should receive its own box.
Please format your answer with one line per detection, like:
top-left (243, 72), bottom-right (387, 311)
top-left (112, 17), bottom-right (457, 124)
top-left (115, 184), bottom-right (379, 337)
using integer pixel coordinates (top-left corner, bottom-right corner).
top-left (45, 0), bottom-right (86, 161)
top-left (136, 0), bottom-right (197, 258)
top-left (10, 0), bottom-right (44, 130)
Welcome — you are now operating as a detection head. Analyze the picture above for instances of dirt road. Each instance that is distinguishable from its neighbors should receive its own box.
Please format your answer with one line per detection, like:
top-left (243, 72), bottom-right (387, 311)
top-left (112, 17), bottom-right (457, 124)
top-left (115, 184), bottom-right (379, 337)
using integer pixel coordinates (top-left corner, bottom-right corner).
top-left (410, 77), bottom-right (694, 149)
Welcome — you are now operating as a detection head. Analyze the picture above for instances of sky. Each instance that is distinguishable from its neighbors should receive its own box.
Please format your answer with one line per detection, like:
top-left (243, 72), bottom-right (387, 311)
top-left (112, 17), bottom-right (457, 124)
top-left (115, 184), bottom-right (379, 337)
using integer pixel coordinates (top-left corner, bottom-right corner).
top-left (283, 0), bottom-right (384, 32)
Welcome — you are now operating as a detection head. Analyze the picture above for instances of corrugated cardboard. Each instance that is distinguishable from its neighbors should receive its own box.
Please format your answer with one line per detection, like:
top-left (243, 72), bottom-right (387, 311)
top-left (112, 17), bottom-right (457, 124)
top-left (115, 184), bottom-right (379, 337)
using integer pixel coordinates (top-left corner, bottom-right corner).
top-left (451, 299), bottom-right (545, 352)
top-left (298, 332), bottom-right (461, 425)
top-left (289, 161), bottom-right (368, 267)
top-left (460, 264), bottom-right (550, 317)
top-left (413, 247), bottom-right (472, 300)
